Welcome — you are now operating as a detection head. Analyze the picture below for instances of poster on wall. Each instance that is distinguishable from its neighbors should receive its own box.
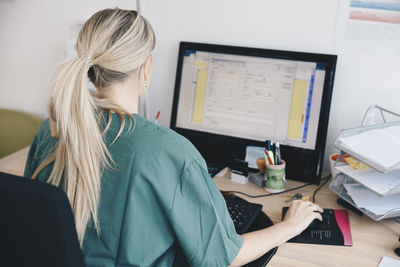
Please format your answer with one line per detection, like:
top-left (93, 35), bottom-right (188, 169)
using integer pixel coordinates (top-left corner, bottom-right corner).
top-left (335, 0), bottom-right (400, 54)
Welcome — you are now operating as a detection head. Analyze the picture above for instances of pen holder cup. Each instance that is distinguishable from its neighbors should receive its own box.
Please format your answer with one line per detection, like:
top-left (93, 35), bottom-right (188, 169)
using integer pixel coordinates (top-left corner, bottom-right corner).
top-left (264, 160), bottom-right (286, 193)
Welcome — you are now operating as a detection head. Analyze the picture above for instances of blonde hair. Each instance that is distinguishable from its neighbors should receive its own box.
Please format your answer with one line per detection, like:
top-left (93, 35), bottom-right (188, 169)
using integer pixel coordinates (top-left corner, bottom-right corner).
top-left (32, 8), bottom-right (155, 244)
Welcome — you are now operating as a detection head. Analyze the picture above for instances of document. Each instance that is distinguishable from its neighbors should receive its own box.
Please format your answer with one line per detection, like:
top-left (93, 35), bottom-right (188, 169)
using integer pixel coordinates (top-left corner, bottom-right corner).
top-left (344, 184), bottom-right (400, 215)
top-left (336, 0), bottom-right (400, 54)
top-left (335, 165), bottom-right (400, 196)
top-left (378, 256), bottom-right (400, 267)
top-left (336, 125), bottom-right (400, 172)
top-left (245, 146), bottom-right (265, 169)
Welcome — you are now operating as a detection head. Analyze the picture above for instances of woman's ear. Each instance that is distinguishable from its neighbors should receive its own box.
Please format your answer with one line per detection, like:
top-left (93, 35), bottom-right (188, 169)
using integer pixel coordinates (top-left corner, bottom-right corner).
top-left (143, 55), bottom-right (153, 86)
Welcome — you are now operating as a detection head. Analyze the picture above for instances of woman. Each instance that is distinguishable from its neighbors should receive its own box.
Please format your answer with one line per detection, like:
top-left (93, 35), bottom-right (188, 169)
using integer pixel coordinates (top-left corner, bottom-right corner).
top-left (24, 8), bottom-right (323, 267)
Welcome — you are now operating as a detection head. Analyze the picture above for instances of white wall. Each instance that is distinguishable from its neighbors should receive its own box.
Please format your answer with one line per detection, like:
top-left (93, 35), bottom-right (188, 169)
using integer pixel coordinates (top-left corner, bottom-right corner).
top-left (140, 0), bottom-right (400, 171)
top-left (0, 0), bottom-right (136, 117)
top-left (1, 0), bottom-right (399, 171)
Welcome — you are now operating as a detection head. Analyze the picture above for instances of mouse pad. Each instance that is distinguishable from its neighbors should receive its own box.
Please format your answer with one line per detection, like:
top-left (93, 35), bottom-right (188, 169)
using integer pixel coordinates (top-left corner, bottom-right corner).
top-left (282, 207), bottom-right (352, 246)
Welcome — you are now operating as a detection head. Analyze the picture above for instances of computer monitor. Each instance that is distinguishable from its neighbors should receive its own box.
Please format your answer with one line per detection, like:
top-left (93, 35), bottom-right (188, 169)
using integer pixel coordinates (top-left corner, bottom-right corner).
top-left (170, 42), bottom-right (337, 184)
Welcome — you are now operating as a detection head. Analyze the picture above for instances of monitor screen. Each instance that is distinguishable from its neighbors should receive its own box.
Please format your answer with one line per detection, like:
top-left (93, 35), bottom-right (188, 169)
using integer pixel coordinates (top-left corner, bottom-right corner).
top-left (171, 42), bottom-right (337, 184)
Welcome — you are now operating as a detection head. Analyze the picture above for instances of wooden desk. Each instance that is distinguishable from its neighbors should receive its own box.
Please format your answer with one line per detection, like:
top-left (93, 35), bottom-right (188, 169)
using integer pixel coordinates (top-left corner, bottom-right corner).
top-left (1, 148), bottom-right (399, 266)
top-left (0, 147), bottom-right (29, 176)
top-left (214, 173), bottom-right (400, 266)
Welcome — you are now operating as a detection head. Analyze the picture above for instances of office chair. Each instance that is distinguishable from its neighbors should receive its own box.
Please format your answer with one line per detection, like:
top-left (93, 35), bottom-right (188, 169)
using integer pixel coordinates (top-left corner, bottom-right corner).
top-left (0, 108), bottom-right (43, 158)
top-left (0, 171), bottom-right (85, 267)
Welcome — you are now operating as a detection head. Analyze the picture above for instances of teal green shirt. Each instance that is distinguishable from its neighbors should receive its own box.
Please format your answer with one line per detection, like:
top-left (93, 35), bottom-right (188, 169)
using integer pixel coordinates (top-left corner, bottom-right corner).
top-left (24, 114), bottom-right (243, 267)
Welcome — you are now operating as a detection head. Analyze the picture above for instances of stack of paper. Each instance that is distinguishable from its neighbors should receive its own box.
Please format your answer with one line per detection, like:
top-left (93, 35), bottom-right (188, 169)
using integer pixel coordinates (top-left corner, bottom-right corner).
top-left (343, 184), bottom-right (400, 216)
top-left (335, 165), bottom-right (400, 196)
top-left (336, 125), bottom-right (400, 172)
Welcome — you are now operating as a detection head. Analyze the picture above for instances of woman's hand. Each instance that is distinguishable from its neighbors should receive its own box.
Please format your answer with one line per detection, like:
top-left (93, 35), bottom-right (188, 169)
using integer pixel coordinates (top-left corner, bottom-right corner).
top-left (230, 200), bottom-right (324, 266)
top-left (282, 200), bottom-right (323, 236)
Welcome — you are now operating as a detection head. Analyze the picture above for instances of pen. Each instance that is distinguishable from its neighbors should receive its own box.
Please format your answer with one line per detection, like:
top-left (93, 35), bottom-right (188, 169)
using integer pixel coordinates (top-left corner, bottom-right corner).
top-left (272, 142), bottom-right (278, 165)
top-left (154, 111), bottom-right (160, 125)
top-left (265, 150), bottom-right (274, 165)
top-left (275, 141), bottom-right (282, 165)
top-left (264, 152), bottom-right (270, 165)
top-left (269, 150), bottom-right (275, 165)
top-left (266, 140), bottom-right (273, 151)
top-left (265, 140), bottom-right (275, 165)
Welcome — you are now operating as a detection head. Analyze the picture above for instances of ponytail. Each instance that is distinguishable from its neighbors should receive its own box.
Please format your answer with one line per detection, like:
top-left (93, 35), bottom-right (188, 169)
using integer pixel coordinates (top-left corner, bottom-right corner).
top-left (34, 56), bottom-right (109, 243)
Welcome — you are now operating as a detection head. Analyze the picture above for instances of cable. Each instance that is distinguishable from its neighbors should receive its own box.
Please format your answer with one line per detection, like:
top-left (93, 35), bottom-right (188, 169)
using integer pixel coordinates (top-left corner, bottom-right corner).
top-left (221, 182), bottom-right (313, 198)
top-left (312, 174), bottom-right (332, 203)
top-left (221, 173), bottom-right (331, 199)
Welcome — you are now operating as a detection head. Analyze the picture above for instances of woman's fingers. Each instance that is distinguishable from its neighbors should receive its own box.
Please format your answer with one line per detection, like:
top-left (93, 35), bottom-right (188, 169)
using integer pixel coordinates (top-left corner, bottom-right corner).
top-left (289, 201), bottom-right (323, 215)
top-left (314, 212), bottom-right (323, 221)
top-left (307, 203), bottom-right (323, 213)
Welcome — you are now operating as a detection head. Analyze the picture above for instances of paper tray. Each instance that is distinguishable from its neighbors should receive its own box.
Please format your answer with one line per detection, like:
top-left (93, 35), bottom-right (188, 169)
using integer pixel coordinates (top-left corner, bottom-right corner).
top-left (329, 173), bottom-right (400, 221)
top-left (334, 164), bottom-right (400, 196)
top-left (330, 106), bottom-right (400, 220)
top-left (335, 105), bottom-right (400, 173)
top-left (334, 122), bottom-right (400, 173)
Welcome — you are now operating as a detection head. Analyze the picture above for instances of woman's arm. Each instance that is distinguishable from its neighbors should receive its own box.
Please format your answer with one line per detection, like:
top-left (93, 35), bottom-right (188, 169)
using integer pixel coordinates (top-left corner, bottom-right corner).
top-left (229, 200), bottom-right (323, 267)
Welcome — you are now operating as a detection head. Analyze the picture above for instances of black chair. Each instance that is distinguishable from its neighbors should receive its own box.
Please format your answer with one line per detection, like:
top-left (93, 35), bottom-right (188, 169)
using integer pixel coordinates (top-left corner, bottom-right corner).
top-left (0, 172), bottom-right (85, 267)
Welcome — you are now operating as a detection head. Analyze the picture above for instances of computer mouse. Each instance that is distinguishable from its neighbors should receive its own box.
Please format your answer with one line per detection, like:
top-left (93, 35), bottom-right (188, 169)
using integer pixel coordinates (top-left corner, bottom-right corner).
top-left (308, 218), bottom-right (319, 228)
top-left (308, 212), bottom-right (323, 228)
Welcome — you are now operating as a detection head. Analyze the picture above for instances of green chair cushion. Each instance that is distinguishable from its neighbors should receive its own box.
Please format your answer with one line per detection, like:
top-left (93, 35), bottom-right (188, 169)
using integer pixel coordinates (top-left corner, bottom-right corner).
top-left (0, 109), bottom-right (44, 158)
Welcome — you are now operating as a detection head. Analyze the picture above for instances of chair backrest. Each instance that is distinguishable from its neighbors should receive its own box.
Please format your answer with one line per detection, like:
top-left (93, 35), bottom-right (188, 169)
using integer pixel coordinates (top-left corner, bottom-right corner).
top-left (0, 172), bottom-right (85, 267)
top-left (0, 109), bottom-right (43, 158)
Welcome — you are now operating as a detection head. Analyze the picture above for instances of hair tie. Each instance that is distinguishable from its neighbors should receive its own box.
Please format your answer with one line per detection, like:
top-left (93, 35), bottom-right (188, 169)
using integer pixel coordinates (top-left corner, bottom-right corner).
top-left (82, 54), bottom-right (93, 67)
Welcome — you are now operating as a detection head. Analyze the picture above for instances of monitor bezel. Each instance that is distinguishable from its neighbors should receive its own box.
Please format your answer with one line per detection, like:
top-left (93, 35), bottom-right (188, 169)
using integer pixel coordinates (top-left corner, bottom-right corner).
top-left (170, 41), bottom-right (337, 184)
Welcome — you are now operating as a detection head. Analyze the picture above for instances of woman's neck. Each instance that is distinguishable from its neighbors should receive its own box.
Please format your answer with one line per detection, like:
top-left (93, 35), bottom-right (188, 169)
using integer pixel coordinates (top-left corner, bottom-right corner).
top-left (106, 75), bottom-right (141, 114)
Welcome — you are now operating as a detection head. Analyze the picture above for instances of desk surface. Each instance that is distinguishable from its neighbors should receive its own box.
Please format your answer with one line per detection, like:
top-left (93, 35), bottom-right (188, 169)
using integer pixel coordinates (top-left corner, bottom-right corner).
top-left (0, 148), bottom-right (399, 267)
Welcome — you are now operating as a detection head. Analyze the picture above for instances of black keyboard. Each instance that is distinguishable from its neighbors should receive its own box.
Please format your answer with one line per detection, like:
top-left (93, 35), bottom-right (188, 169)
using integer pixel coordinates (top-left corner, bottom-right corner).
top-left (224, 195), bottom-right (263, 234)
top-left (207, 164), bottom-right (224, 178)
